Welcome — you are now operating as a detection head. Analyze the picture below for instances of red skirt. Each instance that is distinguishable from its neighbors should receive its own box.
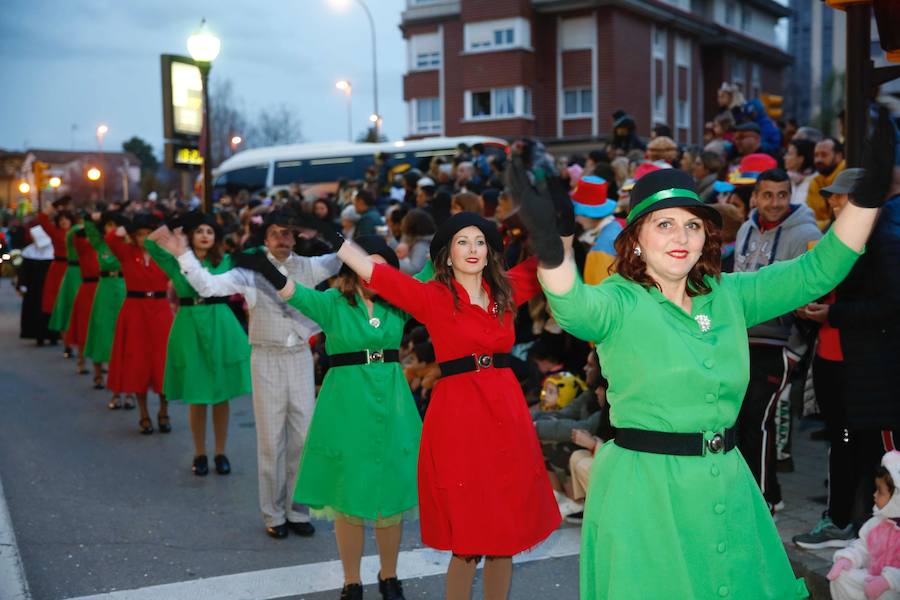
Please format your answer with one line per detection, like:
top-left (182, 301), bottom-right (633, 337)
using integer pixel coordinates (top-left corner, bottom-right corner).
top-left (107, 297), bottom-right (173, 394)
top-left (41, 261), bottom-right (67, 314)
top-left (68, 281), bottom-right (97, 349)
top-left (418, 368), bottom-right (561, 556)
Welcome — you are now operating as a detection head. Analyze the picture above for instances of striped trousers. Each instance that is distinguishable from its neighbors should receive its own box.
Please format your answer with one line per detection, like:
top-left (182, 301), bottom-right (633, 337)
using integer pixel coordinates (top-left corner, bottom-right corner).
top-left (250, 345), bottom-right (315, 527)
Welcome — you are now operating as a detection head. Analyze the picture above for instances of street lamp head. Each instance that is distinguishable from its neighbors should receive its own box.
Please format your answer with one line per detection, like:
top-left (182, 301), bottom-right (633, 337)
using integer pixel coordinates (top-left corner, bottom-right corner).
top-left (231, 135), bottom-right (242, 146)
top-left (49, 176), bottom-right (62, 189)
top-left (87, 167), bottom-right (102, 182)
top-left (18, 182), bottom-right (30, 194)
top-left (187, 18), bottom-right (221, 63)
top-left (369, 113), bottom-right (380, 123)
top-left (96, 124), bottom-right (108, 137)
top-left (336, 79), bottom-right (352, 94)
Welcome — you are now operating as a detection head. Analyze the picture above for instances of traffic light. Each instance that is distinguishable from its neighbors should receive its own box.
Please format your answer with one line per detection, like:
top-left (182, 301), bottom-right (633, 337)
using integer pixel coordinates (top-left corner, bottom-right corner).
top-left (32, 161), bottom-right (49, 189)
top-left (760, 93), bottom-right (784, 120)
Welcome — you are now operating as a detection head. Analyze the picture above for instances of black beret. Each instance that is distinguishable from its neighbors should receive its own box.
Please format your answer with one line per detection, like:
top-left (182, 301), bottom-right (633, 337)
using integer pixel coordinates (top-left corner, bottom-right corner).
top-left (126, 211), bottom-right (161, 233)
top-left (429, 211), bottom-right (502, 259)
top-left (350, 235), bottom-right (399, 270)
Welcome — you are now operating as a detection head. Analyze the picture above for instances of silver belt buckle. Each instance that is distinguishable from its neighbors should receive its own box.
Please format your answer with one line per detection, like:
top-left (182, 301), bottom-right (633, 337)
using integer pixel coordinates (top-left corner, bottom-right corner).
top-left (196, 297), bottom-right (205, 305)
top-left (145, 291), bottom-right (153, 298)
top-left (707, 432), bottom-right (725, 454)
top-left (366, 349), bottom-right (384, 364)
top-left (477, 354), bottom-right (493, 369)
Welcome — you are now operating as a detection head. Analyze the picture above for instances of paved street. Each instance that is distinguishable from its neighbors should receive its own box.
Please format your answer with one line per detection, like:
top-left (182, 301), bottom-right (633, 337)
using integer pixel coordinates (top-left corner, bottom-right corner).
top-left (0, 280), bottom-right (837, 599)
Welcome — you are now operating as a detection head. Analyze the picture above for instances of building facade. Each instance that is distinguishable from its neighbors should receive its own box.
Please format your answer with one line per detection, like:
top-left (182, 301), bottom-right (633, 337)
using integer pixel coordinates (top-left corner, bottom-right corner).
top-left (401, 0), bottom-right (792, 147)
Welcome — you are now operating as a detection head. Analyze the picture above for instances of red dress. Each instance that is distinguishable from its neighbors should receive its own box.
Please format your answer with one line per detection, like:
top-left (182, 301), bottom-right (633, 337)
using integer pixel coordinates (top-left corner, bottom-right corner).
top-left (68, 234), bottom-right (99, 351)
top-left (37, 213), bottom-right (69, 315)
top-left (367, 257), bottom-right (561, 556)
top-left (105, 232), bottom-right (172, 394)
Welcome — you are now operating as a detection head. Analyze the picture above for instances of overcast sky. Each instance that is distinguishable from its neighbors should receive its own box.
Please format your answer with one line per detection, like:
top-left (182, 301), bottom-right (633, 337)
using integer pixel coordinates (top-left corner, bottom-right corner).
top-left (0, 0), bottom-right (407, 155)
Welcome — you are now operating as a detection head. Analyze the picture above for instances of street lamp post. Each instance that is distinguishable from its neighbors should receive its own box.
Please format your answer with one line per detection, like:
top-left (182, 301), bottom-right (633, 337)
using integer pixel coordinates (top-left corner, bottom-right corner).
top-left (187, 18), bottom-right (221, 213)
top-left (96, 124), bottom-right (108, 202)
top-left (332, 0), bottom-right (380, 138)
top-left (336, 80), bottom-right (353, 141)
top-left (230, 135), bottom-right (243, 153)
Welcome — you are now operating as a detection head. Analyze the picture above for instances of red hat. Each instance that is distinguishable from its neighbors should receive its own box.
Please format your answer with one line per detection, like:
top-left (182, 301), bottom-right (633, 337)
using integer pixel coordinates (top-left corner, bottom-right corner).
top-left (571, 176), bottom-right (615, 218)
top-left (728, 153), bottom-right (778, 185)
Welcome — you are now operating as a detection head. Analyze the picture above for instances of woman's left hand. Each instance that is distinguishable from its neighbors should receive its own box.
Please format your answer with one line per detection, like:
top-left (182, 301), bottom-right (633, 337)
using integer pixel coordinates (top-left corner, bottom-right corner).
top-left (797, 302), bottom-right (829, 324)
top-left (572, 429), bottom-right (597, 450)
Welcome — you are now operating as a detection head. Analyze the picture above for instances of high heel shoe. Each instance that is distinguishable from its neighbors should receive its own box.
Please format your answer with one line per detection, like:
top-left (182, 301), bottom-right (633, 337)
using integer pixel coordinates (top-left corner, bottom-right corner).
top-left (157, 413), bottom-right (171, 433)
top-left (339, 583), bottom-right (363, 600)
top-left (139, 417), bottom-right (154, 435)
top-left (192, 455), bottom-right (209, 476)
top-left (214, 454), bottom-right (231, 475)
top-left (93, 374), bottom-right (104, 390)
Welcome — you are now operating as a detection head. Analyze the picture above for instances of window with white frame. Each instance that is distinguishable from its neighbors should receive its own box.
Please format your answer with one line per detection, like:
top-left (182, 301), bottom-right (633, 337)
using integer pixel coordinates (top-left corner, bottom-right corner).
top-left (750, 63), bottom-right (761, 99)
top-left (675, 36), bottom-right (691, 130)
top-left (465, 87), bottom-right (532, 120)
top-left (562, 88), bottom-right (592, 117)
top-left (464, 17), bottom-right (530, 53)
top-left (652, 26), bottom-right (667, 124)
top-left (559, 17), bottom-right (593, 50)
top-left (414, 97), bottom-right (441, 134)
top-left (409, 32), bottom-right (441, 70)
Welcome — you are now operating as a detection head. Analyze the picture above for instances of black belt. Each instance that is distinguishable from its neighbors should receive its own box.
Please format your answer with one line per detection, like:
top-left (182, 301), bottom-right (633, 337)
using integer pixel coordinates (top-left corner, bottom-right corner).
top-left (54, 257), bottom-right (67, 262)
top-left (439, 353), bottom-right (512, 378)
top-left (126, 291), bottom-right (167, 299)
top-left (100, 271), bottom-right (121, 278)
top-left (68, 260), bottom-right (79, 266)
top-left (614, 427), bottom-right (737, 456)
top-left (329, 349), bottom-right (400, 367)
top-left (81, 277), bottom-right (99, 283)
top-left (178, 296), bottom-right (229, 307)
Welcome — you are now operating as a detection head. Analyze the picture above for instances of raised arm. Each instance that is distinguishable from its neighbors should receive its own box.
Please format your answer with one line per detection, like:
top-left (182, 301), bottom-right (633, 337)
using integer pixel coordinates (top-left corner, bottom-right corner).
top-left (105, 226), bottom-right (133, 262)
top-left (144, 239), bottom-right (181, 280)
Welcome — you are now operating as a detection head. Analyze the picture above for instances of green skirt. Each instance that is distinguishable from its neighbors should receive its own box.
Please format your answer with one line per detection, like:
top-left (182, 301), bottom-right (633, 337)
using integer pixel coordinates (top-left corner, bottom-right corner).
top-left (83, 277), bottom-right (126, 363)
top-left (48, 266), bottom-right (81, 332)
top-left (163, 303), bottom-right (251, 404)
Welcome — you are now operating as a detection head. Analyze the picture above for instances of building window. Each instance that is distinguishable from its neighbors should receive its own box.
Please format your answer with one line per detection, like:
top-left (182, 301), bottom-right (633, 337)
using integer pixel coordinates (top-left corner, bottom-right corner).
top-left (741, 6), bottom-right (752, 32)
top-left (675, 36), bottom-right (691, 131)
top-left (751, 64), bottom-right (761, 99)
top-left (731, 57), bottom-right (746, 92)
top-left (414, 97), bottom-right (441, 134)
top-left (563, 88), bottom-right (592, 117)
top-left (651, 25), bottom-right (667, 124)
top-left (465, 87), bottom-right (532, 120)
top-left (725, 1), bottom-right (737, 26)
top-left (409, 32), bottom-right (441, 71)
top-left (464, 17), bottom-right (530, 53)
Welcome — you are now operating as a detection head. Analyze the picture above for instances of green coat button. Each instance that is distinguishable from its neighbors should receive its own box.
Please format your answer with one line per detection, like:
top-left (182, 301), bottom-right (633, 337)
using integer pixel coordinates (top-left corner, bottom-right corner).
top-left (714, 503), bottom-right (726, 514)
top-left (717, 542), bottom-right (726, 553)
top-left (704, 359), bottom-right (715, 369)
top-left (718, 585), bottom-right (729, 597)
top-left (705, 393), bottom-right (716, 403)
top-left (711, 465), bottom-right (720, 477)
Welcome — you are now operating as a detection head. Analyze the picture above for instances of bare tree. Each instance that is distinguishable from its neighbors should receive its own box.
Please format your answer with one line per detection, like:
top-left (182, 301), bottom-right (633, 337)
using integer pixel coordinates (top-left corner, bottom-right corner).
top-left (248, 104), bottom-right (304, 148)
top-left (209, 78), bottom-right (250, 167)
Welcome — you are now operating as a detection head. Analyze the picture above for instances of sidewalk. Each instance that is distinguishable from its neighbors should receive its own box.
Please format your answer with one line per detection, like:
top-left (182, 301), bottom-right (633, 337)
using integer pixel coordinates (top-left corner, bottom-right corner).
top-left (777, 417), bottom-right (838, 599)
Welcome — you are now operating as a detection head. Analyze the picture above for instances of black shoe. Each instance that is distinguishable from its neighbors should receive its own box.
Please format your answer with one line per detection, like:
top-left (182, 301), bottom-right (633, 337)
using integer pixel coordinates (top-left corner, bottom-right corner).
top-left (213, 454), bottom-right (231, 475)
top-left (36, 339), bottom-right (44, 347)
top-left (265, 523), bottom-right (289, 539)
top-left (192, 455), bottom-right (209, 476)
top-left (139, 417), bottom-right (154, 435)
top-left (564, 511), bottom-right (584, 524)
top-left (378, 572), bottom-right (405, 600)
top-left (340, 583), bottom-right (363, 600)
top-left (63, 347), bottom-right (73, 358)
top-left (287, 520), bottom-right (315, 537)
top-left (157, 413), bottom-right (171, 433)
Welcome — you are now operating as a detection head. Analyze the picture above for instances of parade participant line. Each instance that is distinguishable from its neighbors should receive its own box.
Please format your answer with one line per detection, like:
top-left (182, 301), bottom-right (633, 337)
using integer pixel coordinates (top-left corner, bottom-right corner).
top-left (65, 527), bottom-right (580, 600)
top-left (0, 472), bottom-right (31, 600)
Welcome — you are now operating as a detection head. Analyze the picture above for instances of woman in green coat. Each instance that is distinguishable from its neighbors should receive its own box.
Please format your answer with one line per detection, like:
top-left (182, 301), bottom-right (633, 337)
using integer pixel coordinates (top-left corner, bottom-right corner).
top-left (49, 224), bottom-right (83, 365)
top-left (146, 213), bottom-right (251, 476)
top-left (260, 235), bottom-right (420, 600)
top-left (83, 213), bottom-right (127, 404)
top-left (508, 159), bottom-right (885, 599)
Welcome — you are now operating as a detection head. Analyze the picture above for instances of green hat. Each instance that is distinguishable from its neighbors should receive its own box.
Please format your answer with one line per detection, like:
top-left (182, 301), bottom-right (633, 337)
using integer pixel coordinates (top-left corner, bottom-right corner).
top-left (626, 169), bottom-right (723, 228)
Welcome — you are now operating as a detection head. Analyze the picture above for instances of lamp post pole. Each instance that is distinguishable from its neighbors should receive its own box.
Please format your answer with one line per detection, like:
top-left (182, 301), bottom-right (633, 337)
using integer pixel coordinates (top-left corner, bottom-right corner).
top-left (354, 0), bottom-right (379, 138)
top-left (199, 61), bottom-right (212, 212)
top-left (336, 80), bottom-right (353, 141)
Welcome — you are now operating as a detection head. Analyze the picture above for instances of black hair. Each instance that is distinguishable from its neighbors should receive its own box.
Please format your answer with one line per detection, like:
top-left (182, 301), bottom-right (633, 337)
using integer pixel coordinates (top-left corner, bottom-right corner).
top-left (354, 189), bottom-right (375, 207)
top-left (788, 139), bottom-right (816, 172)
top-left (531, 335), bottom-right (566, 364)
top-left (587, 149), bottom-right (610, 164)
top-left (876, 465), bottom-right (896, 496)
top-left (653, 124), bottom-right (673, 138)
top-left (820, 137), bottom-right (845, 155)
top-left (402, 325), bottom-right (429, 349)
top-left (754, 168), bottom-right (790, 191)
top-left (388, 205), bottom-right (408, 225)
top-left (472, 143), bottom-right (485, 153)
top-left (699, 151), bottom-right (724, 175)
top-left (413, 341), bottom-right (436, 364)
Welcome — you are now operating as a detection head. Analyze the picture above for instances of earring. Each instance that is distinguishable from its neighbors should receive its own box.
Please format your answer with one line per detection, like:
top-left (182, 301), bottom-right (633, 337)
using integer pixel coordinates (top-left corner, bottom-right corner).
top-left (633, 246), bottom-right (642, 257)
top-left (447, 259), bottom-right (453, 266)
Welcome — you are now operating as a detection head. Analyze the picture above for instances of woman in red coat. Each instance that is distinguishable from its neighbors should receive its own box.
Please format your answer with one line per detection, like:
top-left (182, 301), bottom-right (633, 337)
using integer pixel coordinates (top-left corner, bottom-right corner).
top-left (106, 213), bottom-right (173, 435)
top-left (37, 204), bottom-right (73, 351)
top-left (323, 212), bottom-right (561, 600)
top-left (70, 225), bottom-right (101, 381)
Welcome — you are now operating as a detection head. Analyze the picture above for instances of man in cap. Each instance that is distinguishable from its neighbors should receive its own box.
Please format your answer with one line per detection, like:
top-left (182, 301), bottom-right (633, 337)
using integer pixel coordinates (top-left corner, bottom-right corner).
top-left (733, 167), bottom-right (822, 514)
top-left (571, 176), bottom-right (621, 285)
top-left (807, 137), bottom-right (846, 230)
top-left (150, 210), bottom-right (341, 539)
top-left (731, 122), bottom-right (770, 167)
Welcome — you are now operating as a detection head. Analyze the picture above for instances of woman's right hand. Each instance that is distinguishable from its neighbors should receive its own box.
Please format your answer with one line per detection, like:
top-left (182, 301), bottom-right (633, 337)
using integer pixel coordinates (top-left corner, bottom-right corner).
top-left (395, 242), bottom-right (410, 259)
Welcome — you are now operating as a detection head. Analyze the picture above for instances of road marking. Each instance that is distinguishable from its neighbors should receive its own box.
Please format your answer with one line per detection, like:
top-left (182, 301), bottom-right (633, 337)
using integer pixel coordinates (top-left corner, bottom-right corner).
top-left (65, 527), bottom-right (581, 600)
top-left (0, 471), bottom-right (31, 600)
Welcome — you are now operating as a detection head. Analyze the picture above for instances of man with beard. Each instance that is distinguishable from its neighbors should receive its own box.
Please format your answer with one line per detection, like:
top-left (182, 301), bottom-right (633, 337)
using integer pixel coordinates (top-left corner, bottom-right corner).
top-left (807, 137), bottom-right (846, 230)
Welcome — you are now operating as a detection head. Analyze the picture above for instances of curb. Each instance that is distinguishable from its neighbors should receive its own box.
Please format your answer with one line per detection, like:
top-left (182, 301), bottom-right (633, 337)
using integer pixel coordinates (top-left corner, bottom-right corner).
top-left (0, 472), bottom-right (31, 600)
top-left (786, 542), bottom-right (832, 600)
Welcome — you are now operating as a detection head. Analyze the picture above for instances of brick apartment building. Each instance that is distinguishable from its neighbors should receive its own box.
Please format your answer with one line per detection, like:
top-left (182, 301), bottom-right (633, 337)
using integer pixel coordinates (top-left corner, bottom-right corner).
top-left (401, 0), bottom-right (792, 147)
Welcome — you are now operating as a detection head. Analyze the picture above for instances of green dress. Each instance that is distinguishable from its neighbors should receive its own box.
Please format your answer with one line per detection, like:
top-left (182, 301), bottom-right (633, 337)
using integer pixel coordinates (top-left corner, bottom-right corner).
top-left (83, 222), bottom-right (126, 363)
top-left (146, 240), bottom-right (251, 404)
top-left (285, 286), bottom-right (421, 521)
top-left (543, 229), bottom-right (861, 600)
top-left (48, 227), bottom-right (82, 333)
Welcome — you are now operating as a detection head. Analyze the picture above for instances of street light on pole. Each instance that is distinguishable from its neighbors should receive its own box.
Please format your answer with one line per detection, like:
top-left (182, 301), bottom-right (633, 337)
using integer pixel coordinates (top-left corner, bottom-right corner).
top-left (230, 135), bottom-right (243, 152)
top-left (187, 18), bottom-right (221, 213)
top-left (331, 0), bottom-right (380, 139)
top-left (96, 124), bottom-right (108, 202)
top-left (336, 79), bottom-right (353, 142)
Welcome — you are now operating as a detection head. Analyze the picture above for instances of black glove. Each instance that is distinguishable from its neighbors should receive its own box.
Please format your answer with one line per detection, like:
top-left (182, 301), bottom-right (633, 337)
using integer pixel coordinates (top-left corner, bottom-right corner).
top-left (504, 153), bottom-right (565, 268)
top-left (547, 176), bottom-right (576, 237)
top-left (851, 105), bottom-right (897, 209)
top-left (233, 251), bottom-right (287, 290)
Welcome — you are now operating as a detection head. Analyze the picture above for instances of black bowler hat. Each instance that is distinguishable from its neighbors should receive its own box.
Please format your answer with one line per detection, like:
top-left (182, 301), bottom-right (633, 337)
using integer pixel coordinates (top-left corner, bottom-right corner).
top-left (734, 122), bottom-right (761, 134)
top-left (349, 235), bottom-right (399, 271)
top-left (126, 211), bottom-right (161, 233)
top-left (429, 211), bottom-right (503, 259)
top-left (176, 210), bottom-right (223, 242)
top-left (626, 169), bottom-right (723, 228)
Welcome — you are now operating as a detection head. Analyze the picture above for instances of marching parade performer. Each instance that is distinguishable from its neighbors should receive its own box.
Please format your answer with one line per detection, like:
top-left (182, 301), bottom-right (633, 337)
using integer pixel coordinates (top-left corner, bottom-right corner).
top-left (314, 212), bottom-right (562, 600)
top-left (37, 202), bottom-right (72, 335)
top-left (509, 131), bottom-right (884, 598)
top-left (145, 212), bottom-right (251, 476)
top-left (69, 222), bottom-right (101, 380)
top-left (83, 212), bottom-right (128, 405)
top-left (236, 235), bottom-right (421, 600)
top-left (149, 210), bottom-right (341, 539)
top-left (106, 213), bottom-right (173, 434)
top-left (16, 224), bottom-right (56, 346)
top-left (48, 221), bottom-right (83, 368)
